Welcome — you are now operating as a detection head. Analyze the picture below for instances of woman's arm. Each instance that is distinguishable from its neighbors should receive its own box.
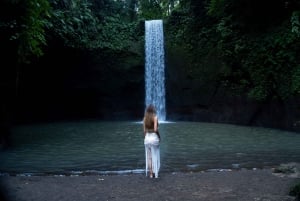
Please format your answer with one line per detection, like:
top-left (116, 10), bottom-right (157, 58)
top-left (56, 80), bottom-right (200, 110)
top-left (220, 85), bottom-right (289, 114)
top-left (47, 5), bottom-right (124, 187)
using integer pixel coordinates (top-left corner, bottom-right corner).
top-left (154, 116), bottom-right (158, 132)
top-left (143, 118), bottom-right (146, 136)
top-left (154, 116), bottom-right (160, 139)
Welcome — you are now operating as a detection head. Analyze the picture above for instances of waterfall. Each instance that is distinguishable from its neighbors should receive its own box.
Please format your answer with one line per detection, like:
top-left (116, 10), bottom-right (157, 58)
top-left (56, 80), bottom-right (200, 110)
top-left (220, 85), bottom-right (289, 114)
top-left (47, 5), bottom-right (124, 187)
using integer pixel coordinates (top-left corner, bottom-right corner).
top-left (145, 20), bottom-right (166, 121)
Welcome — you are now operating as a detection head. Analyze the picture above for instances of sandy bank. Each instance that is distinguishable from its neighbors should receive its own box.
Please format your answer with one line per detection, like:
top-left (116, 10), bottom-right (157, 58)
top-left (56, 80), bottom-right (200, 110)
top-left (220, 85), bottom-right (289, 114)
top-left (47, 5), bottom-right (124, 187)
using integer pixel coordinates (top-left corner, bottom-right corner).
top-left (0, 169), bottom-right (299, 201)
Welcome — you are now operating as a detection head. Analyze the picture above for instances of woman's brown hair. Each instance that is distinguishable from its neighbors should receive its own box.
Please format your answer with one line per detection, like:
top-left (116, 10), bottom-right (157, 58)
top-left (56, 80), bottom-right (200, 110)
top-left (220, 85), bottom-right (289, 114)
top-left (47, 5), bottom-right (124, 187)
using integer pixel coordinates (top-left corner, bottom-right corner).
top-left (144, 104), bottom-right (156, 129)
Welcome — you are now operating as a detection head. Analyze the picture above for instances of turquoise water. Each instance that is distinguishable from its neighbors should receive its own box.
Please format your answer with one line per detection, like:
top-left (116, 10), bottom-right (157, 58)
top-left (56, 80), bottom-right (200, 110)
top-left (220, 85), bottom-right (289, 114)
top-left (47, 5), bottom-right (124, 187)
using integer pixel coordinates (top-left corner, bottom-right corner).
top-left (0, 121), bottom-right (299, 175)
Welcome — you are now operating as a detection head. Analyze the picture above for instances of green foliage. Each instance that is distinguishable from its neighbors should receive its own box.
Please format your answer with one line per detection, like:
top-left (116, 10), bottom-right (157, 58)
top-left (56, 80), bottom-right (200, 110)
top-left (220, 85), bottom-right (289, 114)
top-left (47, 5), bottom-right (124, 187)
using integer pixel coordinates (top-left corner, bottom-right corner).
top-left (203, 0), bottom-right (300, 100)
top-left (207, 0), bottom-right (293, 32)
top-left (138, 0), bottom-right (163, 19)
top-left (137, 0), bottom-right (180, 19)
top-left (289, 182), bottom-right (300, 200)
top-left (291, 11), bottom-right (300, 37)
top-left (49, 0), bottom-right (140, 51)
top-left (2, 0), bottom-right (178, 62)
top-left (13, 0), bottom-right (51, 63)
top-left (49, 0), bottom-right (99, 49)
top-left (165, 0), bottom-right (300, 101)
top-left (217, 23), bottom-right (300, 100)
top-left (2, 0), bottom-right (300, 104)
top-left (95, 16), bottom-right (139, 50)
top-left (292, 65), bottom-right (300, 94)
top-left (165, 1), bottom-right (225, 86)
top-left (207, 0), bottom-right (225, 17)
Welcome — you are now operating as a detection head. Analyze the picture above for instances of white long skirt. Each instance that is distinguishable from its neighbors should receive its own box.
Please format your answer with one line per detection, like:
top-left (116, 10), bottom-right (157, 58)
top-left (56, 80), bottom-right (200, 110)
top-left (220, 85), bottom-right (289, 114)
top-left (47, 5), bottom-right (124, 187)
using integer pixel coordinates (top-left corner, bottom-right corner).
top-left (144, 132), bottom-right (160, 178)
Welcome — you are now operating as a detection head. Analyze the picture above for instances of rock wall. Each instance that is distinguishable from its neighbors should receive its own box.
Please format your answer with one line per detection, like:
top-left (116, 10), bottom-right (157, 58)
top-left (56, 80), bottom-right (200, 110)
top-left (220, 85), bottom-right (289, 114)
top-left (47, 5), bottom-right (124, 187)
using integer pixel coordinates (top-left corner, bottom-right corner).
top-left (164, 47), bottom-right (300, 132)
top-left (11, 44), bottom-right (300, 132)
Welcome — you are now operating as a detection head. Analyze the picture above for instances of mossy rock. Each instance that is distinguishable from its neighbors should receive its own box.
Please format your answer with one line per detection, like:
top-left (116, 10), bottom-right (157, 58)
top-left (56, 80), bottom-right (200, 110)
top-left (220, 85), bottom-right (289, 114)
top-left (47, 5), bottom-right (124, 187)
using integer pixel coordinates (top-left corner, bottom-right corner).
top-left (273, 163), bottom-right (300, 175)
top-left (289, 182), bottom-right (300, 201)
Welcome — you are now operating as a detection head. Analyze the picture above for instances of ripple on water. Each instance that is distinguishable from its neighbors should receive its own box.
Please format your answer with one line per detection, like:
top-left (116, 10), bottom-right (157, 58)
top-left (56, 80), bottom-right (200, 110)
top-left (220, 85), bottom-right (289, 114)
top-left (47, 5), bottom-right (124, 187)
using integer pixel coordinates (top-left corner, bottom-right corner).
top-left (0, 121), bottom-right (300, 175)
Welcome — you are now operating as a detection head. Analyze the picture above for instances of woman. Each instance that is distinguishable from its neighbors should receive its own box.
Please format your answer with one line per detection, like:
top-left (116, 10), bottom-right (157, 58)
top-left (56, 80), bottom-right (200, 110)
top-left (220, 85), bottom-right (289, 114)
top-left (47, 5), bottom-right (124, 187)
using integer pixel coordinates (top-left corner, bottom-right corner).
top-left (143, 104), bottom-right (160, 178)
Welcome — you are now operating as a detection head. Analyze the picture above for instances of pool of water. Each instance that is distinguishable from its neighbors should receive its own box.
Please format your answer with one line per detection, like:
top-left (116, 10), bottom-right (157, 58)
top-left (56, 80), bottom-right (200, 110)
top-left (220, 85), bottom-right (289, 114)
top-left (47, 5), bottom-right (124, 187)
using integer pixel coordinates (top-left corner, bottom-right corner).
top-left (0, 121), bottom-right (299, 175)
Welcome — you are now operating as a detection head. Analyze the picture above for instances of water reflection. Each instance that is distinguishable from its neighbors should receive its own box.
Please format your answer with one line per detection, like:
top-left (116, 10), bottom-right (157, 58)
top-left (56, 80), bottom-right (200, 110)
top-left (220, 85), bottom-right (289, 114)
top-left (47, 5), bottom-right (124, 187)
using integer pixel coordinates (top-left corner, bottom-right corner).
top-left (0, 121), bottom-right (299, 175)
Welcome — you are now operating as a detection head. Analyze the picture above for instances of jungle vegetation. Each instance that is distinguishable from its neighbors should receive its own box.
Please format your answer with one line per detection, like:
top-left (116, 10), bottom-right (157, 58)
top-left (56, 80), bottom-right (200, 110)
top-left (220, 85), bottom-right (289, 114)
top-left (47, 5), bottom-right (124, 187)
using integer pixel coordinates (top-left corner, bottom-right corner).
top-left (1, 0), bottom-right (300, 115)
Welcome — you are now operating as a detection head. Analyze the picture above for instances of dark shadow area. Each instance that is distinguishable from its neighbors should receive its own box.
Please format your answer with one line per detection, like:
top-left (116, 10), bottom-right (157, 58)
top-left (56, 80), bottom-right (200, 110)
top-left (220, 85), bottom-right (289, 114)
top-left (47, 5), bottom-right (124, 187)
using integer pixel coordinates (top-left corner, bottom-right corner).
top-left (0, 181), bottom-right (10, 201)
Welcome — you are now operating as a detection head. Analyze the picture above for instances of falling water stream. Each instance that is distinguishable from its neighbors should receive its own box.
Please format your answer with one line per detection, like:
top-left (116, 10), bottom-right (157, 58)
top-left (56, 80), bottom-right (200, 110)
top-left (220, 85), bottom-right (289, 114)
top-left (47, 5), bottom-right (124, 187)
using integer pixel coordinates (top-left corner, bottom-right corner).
top-left (145, 20), bottom-right (166, 121)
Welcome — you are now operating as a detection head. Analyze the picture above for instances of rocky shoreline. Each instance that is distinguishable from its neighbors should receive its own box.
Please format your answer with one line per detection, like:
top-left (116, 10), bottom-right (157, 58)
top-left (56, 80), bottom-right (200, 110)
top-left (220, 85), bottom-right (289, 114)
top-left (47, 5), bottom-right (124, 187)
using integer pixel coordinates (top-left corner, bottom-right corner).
top-left (1, 167), bottom-right (299, 201)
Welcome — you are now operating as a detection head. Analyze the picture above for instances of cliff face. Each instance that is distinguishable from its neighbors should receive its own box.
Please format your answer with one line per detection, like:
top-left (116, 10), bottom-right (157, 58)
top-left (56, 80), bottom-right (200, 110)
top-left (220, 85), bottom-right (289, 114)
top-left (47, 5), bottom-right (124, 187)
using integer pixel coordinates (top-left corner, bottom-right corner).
top-left (13, 46), bottom-right (145, 123)
top-left (165, 47), bottom-right (300, 131)
top-left (11, 44), bottom-right (300, 132)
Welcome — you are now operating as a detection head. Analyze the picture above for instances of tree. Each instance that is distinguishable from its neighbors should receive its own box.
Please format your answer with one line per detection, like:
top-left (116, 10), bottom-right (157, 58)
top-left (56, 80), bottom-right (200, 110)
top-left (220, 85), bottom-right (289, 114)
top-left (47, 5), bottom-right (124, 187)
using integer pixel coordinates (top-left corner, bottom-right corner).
top-left (1, 0), bottom-right (51, 96)
top-left (206, 0), bottom-right (300, 100)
